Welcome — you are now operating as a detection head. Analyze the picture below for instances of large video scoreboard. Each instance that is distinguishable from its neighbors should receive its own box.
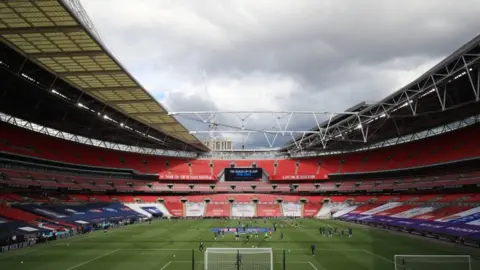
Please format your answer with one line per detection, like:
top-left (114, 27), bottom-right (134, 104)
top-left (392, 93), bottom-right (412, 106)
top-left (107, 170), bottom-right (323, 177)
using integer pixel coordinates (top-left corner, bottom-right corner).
top-left (224, 168), bottom-right (263, 181)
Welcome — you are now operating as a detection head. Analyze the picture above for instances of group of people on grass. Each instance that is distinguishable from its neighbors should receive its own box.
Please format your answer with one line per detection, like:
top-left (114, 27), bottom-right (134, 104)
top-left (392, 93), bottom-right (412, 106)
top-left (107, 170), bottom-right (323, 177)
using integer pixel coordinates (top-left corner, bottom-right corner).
top-left (319, 226), bottom-right (352, 238)
top-left (200, 222), bottom-right (353, 260)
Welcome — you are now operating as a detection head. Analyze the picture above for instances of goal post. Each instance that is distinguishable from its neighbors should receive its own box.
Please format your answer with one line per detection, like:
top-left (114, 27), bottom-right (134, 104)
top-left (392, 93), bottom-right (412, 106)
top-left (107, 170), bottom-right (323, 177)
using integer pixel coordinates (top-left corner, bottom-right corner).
top-left (205, 248), bottom-right (273, 270)
top-left (394, 255), bottom-right (472, 270)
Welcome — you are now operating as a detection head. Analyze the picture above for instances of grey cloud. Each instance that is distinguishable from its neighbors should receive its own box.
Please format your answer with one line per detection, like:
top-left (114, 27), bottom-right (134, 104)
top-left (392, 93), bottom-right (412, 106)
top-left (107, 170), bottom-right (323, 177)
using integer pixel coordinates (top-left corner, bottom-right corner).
top-left (80, 0), bottom-right (480, 148)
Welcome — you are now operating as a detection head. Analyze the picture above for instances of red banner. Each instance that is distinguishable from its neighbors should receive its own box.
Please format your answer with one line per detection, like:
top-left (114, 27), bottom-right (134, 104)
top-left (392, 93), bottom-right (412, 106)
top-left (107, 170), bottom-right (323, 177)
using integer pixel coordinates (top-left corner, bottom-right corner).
top-left (158, 174), bottom-right (215, 180)
top-left (281, 175), bottom-right (316, 180)
top-left (270, 175), bottom-right (328, 180)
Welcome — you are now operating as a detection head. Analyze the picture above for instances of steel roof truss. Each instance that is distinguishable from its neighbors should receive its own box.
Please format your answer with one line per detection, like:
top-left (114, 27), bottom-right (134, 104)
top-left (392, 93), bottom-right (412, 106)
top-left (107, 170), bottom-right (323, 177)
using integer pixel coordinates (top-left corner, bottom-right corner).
top-left (297, 49), bottom-right (480, 152)
top-left (462, 56), bottom-right (480, 101)
top-left (0, 112), bottom-right (197, 158)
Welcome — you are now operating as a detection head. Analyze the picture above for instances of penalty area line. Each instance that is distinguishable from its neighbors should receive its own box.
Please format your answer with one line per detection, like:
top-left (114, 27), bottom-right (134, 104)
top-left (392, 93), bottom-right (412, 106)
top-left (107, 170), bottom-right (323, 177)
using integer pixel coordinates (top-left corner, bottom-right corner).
top-left (307, 261), bottom-right (329, 270)
top-left (160, 261), bottom-right (171, 270)
top-left (362, 249), bottom-right (395, 264)
top-left (122, 248), bottom-right (364, 252)
top-left (65, 249), bottom-right (119, 270)
top-left (308, 262), bottom-right (319, 270)
top-left (277, 248), bottom-right (363, 252)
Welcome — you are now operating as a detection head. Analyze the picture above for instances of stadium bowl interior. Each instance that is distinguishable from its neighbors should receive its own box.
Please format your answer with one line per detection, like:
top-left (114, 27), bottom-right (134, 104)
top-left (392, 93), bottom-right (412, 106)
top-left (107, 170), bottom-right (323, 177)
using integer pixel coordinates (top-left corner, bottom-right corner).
top-left (0, 1), bottom-right (479, 270)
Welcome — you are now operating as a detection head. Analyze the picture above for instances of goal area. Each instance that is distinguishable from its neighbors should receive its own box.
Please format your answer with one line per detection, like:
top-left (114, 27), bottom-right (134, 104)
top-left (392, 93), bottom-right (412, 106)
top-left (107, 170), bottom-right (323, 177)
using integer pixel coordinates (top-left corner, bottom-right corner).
top-left (205, 248), bottom-right (273, 270)
top-left (394, 255), bottom-right (472, 270)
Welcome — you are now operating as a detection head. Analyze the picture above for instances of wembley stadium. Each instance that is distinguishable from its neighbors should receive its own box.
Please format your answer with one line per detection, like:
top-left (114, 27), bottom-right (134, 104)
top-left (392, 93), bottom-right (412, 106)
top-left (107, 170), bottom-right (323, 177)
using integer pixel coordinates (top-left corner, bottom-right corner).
top-left (0, 1), bottom-right (479, 270)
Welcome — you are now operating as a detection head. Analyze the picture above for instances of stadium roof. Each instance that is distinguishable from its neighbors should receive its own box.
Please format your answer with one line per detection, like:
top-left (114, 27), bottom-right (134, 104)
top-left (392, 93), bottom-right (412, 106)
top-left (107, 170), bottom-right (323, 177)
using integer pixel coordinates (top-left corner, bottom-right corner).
top-left (0, 0), bottom-right (207, 151)
top-left (283, 34), bottom-right (480, 154)
top-left (317, 102), bottom-right (372, 130)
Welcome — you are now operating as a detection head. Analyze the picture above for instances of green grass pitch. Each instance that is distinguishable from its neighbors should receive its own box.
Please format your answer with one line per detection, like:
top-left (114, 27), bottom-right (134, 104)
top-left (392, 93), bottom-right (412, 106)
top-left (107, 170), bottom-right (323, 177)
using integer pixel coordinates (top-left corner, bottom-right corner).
top-left (0, 219), bottom-right (478, 270)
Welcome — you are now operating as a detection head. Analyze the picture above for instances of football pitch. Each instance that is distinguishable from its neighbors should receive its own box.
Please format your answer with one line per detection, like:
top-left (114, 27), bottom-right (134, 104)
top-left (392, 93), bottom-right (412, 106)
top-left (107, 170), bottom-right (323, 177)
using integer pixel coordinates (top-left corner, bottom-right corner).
top-left (0, 219), bottom-right (478, 270)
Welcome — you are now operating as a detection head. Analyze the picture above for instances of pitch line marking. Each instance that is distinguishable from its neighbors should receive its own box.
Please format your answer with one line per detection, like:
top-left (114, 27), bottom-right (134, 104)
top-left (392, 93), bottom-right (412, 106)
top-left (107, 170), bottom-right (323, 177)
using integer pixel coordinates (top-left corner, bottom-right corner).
top-left (308, 262), bottom-right (319, 270)
top-left (121, 248), bottom-right (364, 252)
top-left (160, 261), bottom-right (172, 270)
top-left (273, 248), bottom-right (363, 251)
top-left (362, 249), bottom-right (395, 264)
top-left (65, 249), bottom-right (119, 270)
top-left (274, 261), bottom-right (319, 264)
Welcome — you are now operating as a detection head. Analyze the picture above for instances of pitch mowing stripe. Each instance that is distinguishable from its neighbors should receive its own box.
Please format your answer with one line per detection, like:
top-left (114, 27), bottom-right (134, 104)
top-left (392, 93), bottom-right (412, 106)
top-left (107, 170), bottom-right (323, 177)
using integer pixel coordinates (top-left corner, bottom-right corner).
top-left (0, 249), bottom-right (37, 260)
top-left (65, 249), bottom-right (119, 270)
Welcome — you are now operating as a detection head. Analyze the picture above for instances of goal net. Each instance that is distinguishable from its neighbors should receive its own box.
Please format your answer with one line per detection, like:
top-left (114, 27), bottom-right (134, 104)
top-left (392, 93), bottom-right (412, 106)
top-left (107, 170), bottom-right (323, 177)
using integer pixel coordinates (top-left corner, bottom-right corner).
top-left (205, 248), bottom-right (273, 270)
top-left (394, 255), bottom-right (472, 270)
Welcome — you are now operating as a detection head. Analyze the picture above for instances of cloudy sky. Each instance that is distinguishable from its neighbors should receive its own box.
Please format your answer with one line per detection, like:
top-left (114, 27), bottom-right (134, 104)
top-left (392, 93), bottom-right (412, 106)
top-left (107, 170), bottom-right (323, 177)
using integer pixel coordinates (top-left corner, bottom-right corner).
top-left (79, 0), bottom-right (480, 149)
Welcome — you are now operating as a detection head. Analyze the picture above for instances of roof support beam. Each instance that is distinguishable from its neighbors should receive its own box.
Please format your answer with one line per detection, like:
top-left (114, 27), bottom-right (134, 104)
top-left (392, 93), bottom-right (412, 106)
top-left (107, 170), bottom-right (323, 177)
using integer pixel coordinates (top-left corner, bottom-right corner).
top-left (151, 122), bottom-right (181, 126)
top-left (57, 70), bottom-right (124, 76)
top-left (129, 112), bottom-right (166, 116)
top-left (462, 56), bottom-right (480, 101)
top-left (84, 86), bottom-right (142, 92)
top-left (0, 111), bottom-right (198, 158)
top-left (0, 25), bottom-right (83, 35)
top-left (190, 130), bottom-right (322, 134)
top-left (108, 99), bottom-right (152, 105)
top-left (477, 69), bottom-right (480, 101)
top-left (28, 50), bottom-right (105, 58)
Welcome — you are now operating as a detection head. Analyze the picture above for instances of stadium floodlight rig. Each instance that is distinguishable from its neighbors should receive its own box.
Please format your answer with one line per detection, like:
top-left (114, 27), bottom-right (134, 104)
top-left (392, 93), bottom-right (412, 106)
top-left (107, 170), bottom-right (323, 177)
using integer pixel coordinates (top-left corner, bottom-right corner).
top-left (284, 33), bottom-right (480, 154)
top-left (172, 37), bottom-right (480, 155)
top-left (169, 35), bottom-right (480, 154)
top-left (169, 111), bottom-right (369, 150)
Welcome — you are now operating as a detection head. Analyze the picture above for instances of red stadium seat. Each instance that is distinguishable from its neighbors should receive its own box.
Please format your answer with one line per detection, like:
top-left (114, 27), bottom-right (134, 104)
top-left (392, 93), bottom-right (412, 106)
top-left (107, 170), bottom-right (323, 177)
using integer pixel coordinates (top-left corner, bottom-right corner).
top-left (1, 122), bottom-right (480, 179)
